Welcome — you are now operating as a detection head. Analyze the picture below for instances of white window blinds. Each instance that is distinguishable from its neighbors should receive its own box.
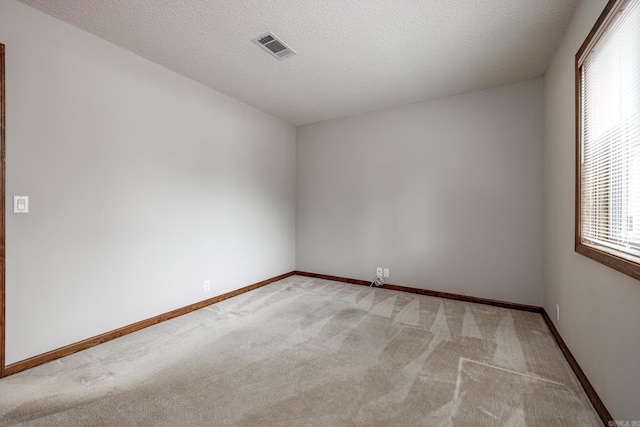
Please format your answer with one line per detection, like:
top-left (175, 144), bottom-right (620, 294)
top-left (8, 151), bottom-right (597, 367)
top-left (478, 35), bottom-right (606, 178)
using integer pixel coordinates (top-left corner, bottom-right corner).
top-left (580, 0), bottom-right (640, 259)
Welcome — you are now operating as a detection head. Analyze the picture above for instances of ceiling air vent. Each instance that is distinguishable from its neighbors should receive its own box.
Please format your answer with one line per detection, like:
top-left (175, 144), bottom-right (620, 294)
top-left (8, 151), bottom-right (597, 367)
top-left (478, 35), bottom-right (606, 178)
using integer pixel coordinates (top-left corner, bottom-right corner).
top-left (252, 32), bottom-right (296, 60)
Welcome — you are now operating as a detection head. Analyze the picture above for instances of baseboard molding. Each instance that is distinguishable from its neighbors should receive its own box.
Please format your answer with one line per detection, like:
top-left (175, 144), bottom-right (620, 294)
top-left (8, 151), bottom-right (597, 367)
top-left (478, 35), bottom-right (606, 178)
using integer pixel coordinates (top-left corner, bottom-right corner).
top-left (294, 270), bottom-right (613, 425)
top-left (293, 270), bottom-right (543, 312)
top-left (2, 271), bottom-right (294, 377)
top-left (540, 310), bottom-right (613, 425)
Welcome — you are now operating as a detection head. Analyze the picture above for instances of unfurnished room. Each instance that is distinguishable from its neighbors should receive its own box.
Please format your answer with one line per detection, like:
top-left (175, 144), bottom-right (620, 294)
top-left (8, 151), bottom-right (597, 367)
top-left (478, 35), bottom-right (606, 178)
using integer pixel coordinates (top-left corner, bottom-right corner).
top-left (0, 0), bottom-right (639, 426)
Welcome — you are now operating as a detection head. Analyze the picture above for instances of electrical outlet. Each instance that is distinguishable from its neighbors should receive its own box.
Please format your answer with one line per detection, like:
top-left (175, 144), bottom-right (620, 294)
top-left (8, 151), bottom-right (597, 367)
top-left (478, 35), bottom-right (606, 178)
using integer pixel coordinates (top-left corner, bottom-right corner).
top-left (556, 304), bottom-right (560, 321)
top-left (376, 267), bottom-right (383, 277)
top-left (383, 268), bottom-right (389, 278)
top-left (204, 280), bottom-right (211, 292)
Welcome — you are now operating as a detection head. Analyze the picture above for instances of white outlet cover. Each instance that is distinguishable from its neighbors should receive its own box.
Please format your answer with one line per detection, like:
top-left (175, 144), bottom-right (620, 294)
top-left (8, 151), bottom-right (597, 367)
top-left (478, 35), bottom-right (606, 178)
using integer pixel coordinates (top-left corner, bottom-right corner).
top-left (383, 268), bottom-right (390, 278)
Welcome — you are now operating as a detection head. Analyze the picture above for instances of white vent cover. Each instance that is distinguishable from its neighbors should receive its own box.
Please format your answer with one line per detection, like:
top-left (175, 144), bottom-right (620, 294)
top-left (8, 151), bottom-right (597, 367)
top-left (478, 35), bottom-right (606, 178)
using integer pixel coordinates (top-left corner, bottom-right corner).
top-left (252, 32), bottom-right (296, 60)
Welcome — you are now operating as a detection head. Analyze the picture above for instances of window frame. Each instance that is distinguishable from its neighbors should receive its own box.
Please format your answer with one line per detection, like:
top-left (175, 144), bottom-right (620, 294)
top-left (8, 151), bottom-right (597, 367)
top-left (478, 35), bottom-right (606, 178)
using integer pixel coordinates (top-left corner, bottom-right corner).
top-left (575, 0), bottom-right (640, 280)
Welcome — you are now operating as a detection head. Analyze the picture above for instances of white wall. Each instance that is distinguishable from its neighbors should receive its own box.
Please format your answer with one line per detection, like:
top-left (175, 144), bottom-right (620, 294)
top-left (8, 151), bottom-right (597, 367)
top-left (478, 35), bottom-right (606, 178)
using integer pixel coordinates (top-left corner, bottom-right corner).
top-left (0, 1), bottom-right (296, 365)
top-left (544, 0), bottom-right (640, 421)
top-left (297, 79), bottom-right (544, 306)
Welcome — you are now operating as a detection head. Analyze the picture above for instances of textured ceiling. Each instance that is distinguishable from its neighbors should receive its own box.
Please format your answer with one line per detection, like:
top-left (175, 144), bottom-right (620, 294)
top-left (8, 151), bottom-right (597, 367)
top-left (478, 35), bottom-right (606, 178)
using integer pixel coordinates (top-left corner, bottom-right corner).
top-left (19, 0), bottom-right (579, 126)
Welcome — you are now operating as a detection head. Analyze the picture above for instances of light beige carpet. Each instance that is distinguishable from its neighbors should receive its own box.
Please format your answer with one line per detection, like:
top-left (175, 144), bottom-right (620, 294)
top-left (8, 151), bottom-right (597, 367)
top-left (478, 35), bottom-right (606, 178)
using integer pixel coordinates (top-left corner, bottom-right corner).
top-left (0, 275), bottom-right (602, 426)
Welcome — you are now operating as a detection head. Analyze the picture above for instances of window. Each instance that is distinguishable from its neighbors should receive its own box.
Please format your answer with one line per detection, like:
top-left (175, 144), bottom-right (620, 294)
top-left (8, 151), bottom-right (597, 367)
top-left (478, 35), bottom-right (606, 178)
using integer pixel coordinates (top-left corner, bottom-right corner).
top-left (576, 0), bottom-right (640, 279)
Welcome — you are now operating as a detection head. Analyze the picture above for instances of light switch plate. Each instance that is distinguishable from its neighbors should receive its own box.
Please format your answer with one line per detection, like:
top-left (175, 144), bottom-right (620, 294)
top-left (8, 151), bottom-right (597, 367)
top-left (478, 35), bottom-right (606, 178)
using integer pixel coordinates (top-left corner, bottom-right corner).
top-left (13, 196), bottom-right (29, 214)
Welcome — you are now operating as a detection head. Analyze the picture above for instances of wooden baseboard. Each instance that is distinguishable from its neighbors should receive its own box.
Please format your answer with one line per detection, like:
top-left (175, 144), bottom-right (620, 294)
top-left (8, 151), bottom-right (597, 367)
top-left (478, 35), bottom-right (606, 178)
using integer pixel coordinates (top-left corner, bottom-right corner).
top-left (2, 271), bottom-right (294, 377)
top-left (293, 270), bottom-right (543, 312)
top-left (540, 310), bottom-right (613, 425)
top-left (294, 270), bottom-right (614, 424)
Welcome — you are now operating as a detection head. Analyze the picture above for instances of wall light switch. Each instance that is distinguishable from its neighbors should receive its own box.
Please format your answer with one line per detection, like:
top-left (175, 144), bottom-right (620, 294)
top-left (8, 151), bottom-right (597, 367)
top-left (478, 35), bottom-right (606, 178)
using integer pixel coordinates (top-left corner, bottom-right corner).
top-left (13, 196), bottom-right (29, 214)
